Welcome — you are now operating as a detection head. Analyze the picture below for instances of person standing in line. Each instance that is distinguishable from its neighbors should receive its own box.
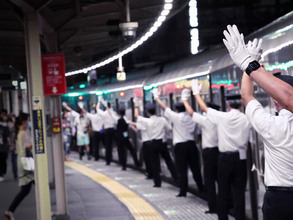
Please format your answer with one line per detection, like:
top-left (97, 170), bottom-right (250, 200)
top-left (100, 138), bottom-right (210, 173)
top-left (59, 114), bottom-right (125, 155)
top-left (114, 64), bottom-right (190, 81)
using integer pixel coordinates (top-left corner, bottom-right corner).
top-left (73, 108), bottom-right (91, 160)
top-left (223, 25), bottom-right (293, 219)
top-left (0, 116), bottom-right (11, 182)
top-left (8, 114), bottom-right (17, 179)
top-left (153, 88), bottom-right (204, 197)
top-left (83, 108), bottom-right (104, 161)
top-left (182, 88), bottom-right (219, 213)
top-left (96, 97), bottom-right (119, 165)
top-left (192, 79), bottom-right (251, 220)
top-left (134, 102), bottom-right (178, 187)
top-left (62, 111), bottom-right (72, 161)
top-left (62, 102), bottom-right (80, 152)
top-left (4, 112), bottom-right (33, 220)
top-left (115, 108), bottom-right (141, 170)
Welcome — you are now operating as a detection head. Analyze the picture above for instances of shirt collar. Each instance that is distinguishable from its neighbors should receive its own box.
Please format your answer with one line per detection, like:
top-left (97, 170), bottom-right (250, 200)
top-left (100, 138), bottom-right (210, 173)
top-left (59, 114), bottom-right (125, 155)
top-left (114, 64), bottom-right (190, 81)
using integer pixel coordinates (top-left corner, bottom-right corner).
top-left (279, 109), bottom-right (293, 116)
top-left (150, 115), bottom-right (157, 118)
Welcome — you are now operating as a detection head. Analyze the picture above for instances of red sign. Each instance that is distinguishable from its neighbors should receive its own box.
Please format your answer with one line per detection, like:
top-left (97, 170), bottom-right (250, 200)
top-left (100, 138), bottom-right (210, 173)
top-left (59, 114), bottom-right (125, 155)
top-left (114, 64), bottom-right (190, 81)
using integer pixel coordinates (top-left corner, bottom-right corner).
top-left (52, 117), bottom-right (61, 133)
top-left (42, 53), bottom-right (67, 96)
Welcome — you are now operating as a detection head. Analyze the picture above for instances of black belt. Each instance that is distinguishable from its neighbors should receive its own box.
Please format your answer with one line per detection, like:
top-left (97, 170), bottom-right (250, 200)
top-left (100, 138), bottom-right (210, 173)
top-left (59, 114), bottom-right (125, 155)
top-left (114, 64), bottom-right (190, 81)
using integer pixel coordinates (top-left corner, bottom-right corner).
top-left (220, 151), bottom-right (238, 155)
top-left (203, 147), bottom-right (218, 151)
top-left (152, 139), bottom-right (162, 143)
top-left (266, 186), bottom-right (293, 192)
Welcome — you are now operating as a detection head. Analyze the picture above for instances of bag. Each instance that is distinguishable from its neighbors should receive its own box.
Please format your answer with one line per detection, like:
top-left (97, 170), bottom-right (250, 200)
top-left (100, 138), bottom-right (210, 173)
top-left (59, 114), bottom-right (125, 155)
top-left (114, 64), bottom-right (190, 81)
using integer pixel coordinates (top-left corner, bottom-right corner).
top-left (21, 148), bottom-right (34, 172)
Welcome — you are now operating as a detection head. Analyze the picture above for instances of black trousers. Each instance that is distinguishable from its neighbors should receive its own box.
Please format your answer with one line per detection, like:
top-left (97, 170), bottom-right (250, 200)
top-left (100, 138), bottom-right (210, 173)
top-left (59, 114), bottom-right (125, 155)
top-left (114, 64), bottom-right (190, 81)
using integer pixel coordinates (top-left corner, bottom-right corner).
top-left (93, 131), bottom-right (102, 160)
top-left (218, 152), bottom-right (247, 220)
top-left (142, 141), bottom-right (153, 177)
top-left (150, 140), bottom-right (178, 186)
top-left (117, 137), bottom-right (139, 169)
top-left (263, 190), bottom-right (293, 220)
top-left (11, 151), bottom-right (18, 178)
top-left (202, 147), bottom-right (219, 212)
top-left (0, 152), bottom-right (7, 177)
top-left (8, 181), bottom-right (34, 213)
top-left (104, 128), bottom-right (115, 165)
top-left (174, 141), bottom-right (204, 195)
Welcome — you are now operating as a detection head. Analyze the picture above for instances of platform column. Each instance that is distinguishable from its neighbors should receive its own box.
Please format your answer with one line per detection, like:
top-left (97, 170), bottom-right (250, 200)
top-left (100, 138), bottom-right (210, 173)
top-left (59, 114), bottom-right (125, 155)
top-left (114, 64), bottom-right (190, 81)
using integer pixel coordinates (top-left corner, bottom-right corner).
top-left (24, 11), bottom-right (51, 220)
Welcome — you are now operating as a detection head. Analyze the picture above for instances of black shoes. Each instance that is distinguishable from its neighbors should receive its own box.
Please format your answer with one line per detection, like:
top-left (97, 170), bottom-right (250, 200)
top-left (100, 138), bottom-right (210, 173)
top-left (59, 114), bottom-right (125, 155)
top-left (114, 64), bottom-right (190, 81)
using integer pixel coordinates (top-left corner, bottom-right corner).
top-left (153, 185), bottom-right (161, 188)
top-left (176, 193), bottom-right (186, 197)
top-left (122, 167), bottom-right (126, 171)
top-left (205, 210), bottom-right (217, 214)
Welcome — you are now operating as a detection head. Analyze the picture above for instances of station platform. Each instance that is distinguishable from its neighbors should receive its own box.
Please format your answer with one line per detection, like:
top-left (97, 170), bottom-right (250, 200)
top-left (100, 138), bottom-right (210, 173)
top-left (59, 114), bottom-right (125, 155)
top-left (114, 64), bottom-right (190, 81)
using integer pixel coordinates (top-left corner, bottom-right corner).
top-left (0, 152), bottom-right (222, 220)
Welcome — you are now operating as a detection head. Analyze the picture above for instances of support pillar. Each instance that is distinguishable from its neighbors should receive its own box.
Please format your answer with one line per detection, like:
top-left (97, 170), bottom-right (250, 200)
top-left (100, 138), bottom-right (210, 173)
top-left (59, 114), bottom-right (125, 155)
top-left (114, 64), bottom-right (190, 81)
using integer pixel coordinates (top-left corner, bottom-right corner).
top-left (24, 11), bottom-right (51, 220)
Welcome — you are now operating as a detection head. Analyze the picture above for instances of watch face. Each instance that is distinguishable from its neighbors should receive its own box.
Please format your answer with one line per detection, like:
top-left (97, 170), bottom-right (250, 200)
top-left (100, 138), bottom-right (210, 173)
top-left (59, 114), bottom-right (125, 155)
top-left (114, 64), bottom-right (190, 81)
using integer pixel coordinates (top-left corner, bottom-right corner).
top-left (249, 61), bottom-right (260, 70)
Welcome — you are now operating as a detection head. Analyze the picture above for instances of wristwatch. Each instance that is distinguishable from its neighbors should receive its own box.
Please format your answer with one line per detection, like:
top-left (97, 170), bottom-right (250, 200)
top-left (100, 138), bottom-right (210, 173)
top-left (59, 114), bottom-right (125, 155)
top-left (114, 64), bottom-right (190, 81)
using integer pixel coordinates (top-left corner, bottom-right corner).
top-left (246, 60), bottom-right (261, 76)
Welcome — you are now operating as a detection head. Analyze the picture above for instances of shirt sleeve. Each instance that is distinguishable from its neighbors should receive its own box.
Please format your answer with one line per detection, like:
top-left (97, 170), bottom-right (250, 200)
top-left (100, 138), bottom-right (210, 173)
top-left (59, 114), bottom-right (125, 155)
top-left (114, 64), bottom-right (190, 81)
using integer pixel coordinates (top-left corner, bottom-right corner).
top-left (245, 99), bottom-right (273, 134)
top-left (136, 122), bottom-right (146, 130)
top-left (86, 112), bottom-right (95, 121)
top-left (164, 107), bottom-right (178, 122)
top-left (192, 112), bottom-right (207, 126)
top-left (97, 109), bottom-right (108, 117)
top-left (137, 116), bottom-right (150, 127)
top-left (207, 108), bottom-right (226, 124)
top-left (73, 117), bottom-right (78, 127)
top-left (70, 110), bottom-right (79, 118)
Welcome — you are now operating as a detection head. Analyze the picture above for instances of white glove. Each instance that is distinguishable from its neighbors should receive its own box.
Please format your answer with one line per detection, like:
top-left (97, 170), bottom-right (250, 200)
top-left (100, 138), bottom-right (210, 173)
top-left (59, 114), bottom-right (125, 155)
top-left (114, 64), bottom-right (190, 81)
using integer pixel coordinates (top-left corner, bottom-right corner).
top-left (247, 38), bottom-right (263, 62)
top-left (152, 88), bottom-right (160, 99)
top-left (77, 102), bottom-right (84, 109)
top-left (223, 25), bottom-right (254, 72)
top-left (191, 79), bottom-right (202, 95)
top-left (98, 95), bottom-right (104, 103)
top-left (62, 102), bottom-right (68, 108)
top-left (181, 88), bottom-right (190, 101)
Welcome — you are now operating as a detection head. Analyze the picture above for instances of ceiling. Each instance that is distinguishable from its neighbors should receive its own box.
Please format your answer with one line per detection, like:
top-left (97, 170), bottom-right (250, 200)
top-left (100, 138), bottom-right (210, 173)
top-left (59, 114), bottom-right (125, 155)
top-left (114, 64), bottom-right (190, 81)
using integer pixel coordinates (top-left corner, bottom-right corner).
top-left (0, 0), bottom-right (187, 84)
top-left (1, 0), bottom-right (293, 89)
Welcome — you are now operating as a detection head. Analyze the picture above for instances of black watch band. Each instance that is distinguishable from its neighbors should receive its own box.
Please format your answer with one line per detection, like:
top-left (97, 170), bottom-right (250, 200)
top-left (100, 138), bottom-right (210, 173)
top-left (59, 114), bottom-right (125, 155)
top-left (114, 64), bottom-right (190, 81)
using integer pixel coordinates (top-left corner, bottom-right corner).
top-left (246, 60), bottom-right (261, 76)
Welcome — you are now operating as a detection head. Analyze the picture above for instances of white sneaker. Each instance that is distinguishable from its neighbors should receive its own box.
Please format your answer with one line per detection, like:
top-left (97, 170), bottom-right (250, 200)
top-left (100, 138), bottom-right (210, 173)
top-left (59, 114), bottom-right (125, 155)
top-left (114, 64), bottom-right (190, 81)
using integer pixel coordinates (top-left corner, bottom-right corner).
top-left (0, 176), bottom-right (4, 182)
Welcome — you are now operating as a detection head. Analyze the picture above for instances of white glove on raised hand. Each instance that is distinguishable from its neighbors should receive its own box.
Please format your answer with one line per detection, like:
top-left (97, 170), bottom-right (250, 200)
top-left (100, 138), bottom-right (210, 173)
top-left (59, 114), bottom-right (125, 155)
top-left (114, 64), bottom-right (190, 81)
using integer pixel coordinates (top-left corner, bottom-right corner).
top-left (247, 38), bottom-right (263, 62)
top-left (98, 95), bottom-right (104, 103)
top-left (181, 88), bottom-right (191, 101)
top-left (152, 88), bottom-right (160, 99)
top-left (62, 102), bottom-right (68, 108)
top-left (191, 79), bottom-right (202, 95)
top-left (223, 25), bottom-right (254, 72)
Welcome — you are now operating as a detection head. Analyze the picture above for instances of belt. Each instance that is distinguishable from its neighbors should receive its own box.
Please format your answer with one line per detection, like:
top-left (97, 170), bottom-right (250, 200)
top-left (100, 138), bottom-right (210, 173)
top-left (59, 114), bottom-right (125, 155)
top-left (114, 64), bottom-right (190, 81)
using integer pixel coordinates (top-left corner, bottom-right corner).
top-left (220, 151), bottom-right (238, 155)
top-left (266, 186), bottom-right (293, 192)
top-left (152, 139), bottom-right (162, 143)
top-left (203, 147), bottom-right (218, 151)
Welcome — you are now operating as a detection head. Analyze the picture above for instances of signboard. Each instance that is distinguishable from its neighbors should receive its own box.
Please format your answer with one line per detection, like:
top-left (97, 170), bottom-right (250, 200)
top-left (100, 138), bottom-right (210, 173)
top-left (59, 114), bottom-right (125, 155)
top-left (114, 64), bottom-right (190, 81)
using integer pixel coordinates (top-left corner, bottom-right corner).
top-left (41, 53), bottom-right (67, 96)
top-left (32, 96), bottom-right (45, 154)
top-left (52, 117), bottom-right (61, 133)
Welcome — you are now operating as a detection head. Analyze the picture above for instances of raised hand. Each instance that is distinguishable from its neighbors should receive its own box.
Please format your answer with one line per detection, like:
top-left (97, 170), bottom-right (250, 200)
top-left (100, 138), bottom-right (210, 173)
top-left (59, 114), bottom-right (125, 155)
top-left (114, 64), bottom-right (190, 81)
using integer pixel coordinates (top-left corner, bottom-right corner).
top-left (181, 88), bottom-right (191, 101)
top-left (247, 38), bottom-right (263, 62)
top-left (191, 79), bottom-right (202, 95)
top-left (152, 88), bottom-right (160, 99)
top-left (223, 24), bottom-right (253, 71)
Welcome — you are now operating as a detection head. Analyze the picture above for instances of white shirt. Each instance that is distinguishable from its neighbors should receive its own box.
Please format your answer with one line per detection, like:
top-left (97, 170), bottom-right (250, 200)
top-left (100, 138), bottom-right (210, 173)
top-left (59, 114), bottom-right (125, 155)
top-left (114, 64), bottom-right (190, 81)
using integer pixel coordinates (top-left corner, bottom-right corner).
top-left (86, 112), bottom-right (104, 132)
top-left (137, 115), bottom-right (171, 140)
top-left (246, 99), bottom-right (293, 187)
top-left (207, 108), bottom-right (251, 159)
top-left (73, 115), bottom-right (90, 137)
top-left (192, 112), bottom-right (218, 149)
top-left (164, 107), bottom-right (196, 145)
top-left (97, 108), bottom-right (119, 129)
top-left (136, 122), bottom-right (150, 142)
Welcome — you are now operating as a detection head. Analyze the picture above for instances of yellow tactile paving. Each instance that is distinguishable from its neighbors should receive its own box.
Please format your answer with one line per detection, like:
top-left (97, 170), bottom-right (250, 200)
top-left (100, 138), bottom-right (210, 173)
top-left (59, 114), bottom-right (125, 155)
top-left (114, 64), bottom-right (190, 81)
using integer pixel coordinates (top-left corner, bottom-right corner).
top-left (65, 161), bottom-right (164, 220)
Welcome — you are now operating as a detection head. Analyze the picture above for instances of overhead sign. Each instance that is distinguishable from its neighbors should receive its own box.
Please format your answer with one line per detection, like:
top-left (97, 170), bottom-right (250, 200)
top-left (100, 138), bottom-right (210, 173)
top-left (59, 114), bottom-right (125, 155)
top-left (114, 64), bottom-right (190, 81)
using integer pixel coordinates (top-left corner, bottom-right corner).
top-left (42, 53), bottom-right (67, 96)
top-left (32, 96), bottom-right (45, 154)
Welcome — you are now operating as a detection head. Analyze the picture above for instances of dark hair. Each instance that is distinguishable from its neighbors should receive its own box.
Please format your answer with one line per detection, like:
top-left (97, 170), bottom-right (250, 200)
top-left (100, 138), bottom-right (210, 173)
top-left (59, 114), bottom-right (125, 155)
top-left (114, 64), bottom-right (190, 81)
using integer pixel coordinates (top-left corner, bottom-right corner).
top-left (175, 105), bottom-right (186, 113)
top-left (119, 109), bottom-right (125, 116)
top-left (1, 109), bottom-right (7, 114)
top-left (227, 100), bottom-right (242, 109)
top-left (62, 111), bottom-right (67, 119)
top-left (147, 109), bottom-right (156, 115)
top-left (15, 112), bottom-right (29, 140)
top-left (107, 103), bottom-right (111, 108)
top-left (77, 108), bottom-right (83, 114)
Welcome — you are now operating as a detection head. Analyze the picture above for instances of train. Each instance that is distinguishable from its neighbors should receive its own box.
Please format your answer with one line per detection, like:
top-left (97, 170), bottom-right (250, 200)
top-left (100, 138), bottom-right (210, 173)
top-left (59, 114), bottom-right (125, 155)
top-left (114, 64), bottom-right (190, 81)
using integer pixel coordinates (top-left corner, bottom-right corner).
top-left (61, 10), bottom-right (293, 220)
